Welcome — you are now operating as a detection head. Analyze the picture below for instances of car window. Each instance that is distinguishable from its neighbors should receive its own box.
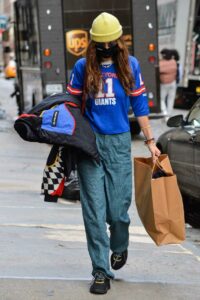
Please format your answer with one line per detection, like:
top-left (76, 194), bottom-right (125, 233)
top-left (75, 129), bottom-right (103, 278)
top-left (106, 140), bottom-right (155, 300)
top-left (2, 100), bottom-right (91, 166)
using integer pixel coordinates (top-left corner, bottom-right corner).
top-left (187, 101), bottom-right (200, 127)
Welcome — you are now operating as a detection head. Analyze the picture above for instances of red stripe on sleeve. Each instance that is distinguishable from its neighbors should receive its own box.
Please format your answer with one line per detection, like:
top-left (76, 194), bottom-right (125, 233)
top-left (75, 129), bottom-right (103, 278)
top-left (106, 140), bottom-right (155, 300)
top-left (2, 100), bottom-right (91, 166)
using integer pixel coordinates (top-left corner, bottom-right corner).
top-left (130, 86), bottom-right (146, 97)
top-left (67, 85), bottom-right (83, 95)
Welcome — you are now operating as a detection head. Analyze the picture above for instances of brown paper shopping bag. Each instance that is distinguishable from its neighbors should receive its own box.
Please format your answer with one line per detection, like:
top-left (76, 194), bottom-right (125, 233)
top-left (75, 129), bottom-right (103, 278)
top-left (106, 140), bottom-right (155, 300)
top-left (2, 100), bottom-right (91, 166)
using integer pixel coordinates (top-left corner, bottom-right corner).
top-left (134, 154), bottom-right (185, 246)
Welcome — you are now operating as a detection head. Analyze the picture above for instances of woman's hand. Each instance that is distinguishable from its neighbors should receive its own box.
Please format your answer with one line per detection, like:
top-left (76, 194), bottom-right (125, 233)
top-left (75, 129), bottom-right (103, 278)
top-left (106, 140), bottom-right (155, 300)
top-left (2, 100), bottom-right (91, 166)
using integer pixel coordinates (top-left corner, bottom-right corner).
top-left (147, 142), bottom-right (161, 163)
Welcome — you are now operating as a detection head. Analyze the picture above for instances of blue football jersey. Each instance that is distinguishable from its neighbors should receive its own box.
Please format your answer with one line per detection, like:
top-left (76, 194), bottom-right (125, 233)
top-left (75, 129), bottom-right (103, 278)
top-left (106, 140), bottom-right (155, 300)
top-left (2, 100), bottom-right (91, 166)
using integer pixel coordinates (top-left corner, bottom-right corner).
top-left (67, 56), bottom-right (149, 134)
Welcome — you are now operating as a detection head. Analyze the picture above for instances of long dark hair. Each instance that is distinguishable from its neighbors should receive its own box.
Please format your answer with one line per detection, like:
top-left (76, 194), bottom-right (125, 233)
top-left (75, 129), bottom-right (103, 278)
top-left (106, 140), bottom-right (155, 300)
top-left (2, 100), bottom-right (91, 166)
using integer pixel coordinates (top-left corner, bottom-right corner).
top-left (83, 37), bottom-right (135, 97)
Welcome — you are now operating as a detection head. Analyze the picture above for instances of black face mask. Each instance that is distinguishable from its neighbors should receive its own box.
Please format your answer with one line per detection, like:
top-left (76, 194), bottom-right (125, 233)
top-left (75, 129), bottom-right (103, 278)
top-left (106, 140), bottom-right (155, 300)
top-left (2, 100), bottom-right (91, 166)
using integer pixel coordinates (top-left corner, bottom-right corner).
top-left (96, 43), bottom-right (118, 58)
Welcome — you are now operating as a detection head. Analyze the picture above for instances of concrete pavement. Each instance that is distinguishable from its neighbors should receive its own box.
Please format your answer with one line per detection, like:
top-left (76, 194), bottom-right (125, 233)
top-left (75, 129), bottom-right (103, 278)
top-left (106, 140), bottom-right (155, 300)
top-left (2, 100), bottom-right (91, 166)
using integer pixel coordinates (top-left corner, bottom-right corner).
top-left (0, 279), bottom-right (200, 300)
top-left (0, 77), bottom-right (200, 300)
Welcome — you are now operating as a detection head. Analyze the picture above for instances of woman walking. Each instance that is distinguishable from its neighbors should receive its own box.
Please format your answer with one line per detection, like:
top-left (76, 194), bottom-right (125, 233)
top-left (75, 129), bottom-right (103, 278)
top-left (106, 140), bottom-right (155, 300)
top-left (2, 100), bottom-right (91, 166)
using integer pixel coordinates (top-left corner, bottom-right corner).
top-left (67, 12), bottom-right (160, 294)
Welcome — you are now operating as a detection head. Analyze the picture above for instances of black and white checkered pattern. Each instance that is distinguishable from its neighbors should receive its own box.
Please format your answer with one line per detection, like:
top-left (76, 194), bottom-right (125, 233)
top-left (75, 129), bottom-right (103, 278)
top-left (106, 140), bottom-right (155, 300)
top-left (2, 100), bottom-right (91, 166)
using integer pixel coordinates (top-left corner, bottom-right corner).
top-left (41, 147), bottom-right (65, 195)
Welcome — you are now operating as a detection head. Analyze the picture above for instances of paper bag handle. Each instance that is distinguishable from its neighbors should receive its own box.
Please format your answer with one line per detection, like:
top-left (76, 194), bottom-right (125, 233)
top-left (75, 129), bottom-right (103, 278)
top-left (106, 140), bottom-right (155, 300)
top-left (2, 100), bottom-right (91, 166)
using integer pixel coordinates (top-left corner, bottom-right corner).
top-left (152, 159), bottom-right (173, 176)
top-left (152, 159), bottom-right (165, 173)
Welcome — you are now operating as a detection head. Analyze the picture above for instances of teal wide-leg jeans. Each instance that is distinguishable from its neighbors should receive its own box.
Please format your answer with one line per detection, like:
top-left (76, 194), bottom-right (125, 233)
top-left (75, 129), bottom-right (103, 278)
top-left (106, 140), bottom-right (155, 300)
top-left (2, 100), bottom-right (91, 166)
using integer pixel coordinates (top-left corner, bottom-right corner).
top-left (77, 132), bottom-right (132, 279)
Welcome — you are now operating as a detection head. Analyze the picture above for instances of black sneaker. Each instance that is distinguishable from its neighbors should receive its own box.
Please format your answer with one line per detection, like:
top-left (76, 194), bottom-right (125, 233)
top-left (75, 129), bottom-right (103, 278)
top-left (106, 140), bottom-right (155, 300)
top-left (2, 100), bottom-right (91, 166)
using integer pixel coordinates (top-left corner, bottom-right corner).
top-left (111, 249), bottom-right (128, 270)
top-left (90, 272), bottom-right (110, 294)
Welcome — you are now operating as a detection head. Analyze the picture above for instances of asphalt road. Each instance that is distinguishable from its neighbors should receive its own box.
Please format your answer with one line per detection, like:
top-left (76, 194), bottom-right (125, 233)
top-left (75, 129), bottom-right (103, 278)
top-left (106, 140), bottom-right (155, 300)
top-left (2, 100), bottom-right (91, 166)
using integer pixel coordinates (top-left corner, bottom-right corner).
top-left (0, 76), bottom-right (200, 300)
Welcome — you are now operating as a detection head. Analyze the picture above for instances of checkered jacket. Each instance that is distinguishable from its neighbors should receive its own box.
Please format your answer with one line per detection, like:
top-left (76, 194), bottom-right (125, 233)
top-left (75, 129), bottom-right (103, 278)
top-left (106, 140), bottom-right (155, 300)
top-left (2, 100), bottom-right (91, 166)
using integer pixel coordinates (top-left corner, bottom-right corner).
top-left (41, 146), bottom-right (65, 200)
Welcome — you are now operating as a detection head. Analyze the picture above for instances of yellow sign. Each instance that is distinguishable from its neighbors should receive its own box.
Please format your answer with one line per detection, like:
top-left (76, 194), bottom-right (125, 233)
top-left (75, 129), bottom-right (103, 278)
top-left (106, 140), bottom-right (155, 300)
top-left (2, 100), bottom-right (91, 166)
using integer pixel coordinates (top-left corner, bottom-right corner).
top-left (66, 30), bottom-right (88, 56)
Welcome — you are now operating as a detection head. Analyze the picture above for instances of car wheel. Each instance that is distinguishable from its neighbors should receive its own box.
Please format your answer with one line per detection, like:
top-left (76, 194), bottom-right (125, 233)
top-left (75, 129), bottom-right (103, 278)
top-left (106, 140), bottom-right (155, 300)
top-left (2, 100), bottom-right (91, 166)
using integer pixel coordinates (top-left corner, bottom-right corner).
top-left (182, 195), bottom-right (200, 228)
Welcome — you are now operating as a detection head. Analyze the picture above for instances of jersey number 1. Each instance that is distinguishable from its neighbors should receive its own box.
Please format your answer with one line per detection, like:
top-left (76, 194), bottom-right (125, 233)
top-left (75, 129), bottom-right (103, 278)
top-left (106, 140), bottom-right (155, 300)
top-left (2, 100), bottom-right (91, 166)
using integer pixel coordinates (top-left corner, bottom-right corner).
top-left (96, 78), bottom-right (115, 98)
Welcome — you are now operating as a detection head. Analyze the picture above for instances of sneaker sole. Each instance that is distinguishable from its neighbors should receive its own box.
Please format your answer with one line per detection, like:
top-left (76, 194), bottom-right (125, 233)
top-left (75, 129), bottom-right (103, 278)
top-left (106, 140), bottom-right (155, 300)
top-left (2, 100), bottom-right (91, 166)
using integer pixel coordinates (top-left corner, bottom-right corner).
top-left (90, 282), bottom-right (110, 294)
top-left (90, 286), bottom-right (110, 294)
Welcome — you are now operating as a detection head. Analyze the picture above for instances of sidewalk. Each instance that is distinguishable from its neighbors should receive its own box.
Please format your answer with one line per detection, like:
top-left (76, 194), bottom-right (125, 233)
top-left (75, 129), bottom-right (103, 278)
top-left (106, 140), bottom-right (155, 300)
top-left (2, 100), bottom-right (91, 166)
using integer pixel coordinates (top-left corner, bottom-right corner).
top-left (0, 279), bottom-right (200, 300)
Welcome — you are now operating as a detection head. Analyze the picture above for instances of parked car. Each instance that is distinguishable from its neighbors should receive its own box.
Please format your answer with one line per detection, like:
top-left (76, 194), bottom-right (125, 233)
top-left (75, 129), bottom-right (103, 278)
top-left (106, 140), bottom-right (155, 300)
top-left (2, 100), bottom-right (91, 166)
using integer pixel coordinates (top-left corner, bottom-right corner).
top-left (156, 99), bottom-right (200, 228)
